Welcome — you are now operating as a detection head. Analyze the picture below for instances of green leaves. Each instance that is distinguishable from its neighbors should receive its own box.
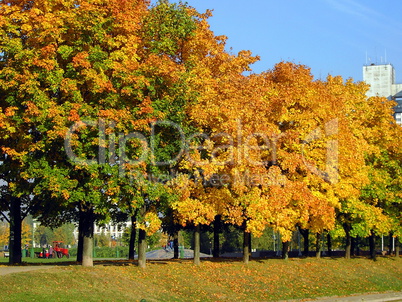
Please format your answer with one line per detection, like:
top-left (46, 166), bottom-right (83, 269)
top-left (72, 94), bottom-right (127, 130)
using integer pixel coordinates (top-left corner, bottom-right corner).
top-left (57, 45), bottom-right (74, 60)
top-left (143, 0), bottom-right (196, 57)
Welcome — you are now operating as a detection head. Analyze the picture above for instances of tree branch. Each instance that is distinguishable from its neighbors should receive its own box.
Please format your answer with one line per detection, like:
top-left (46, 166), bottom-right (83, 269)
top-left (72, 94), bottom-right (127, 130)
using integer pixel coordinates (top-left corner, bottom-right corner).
top-left (0, 211), bottom-right (10, 223)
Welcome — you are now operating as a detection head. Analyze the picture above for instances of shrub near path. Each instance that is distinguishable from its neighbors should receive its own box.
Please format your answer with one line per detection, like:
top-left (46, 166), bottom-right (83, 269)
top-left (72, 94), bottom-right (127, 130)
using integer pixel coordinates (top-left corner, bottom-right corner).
top-left (0, 257), bottom-right (401, 301)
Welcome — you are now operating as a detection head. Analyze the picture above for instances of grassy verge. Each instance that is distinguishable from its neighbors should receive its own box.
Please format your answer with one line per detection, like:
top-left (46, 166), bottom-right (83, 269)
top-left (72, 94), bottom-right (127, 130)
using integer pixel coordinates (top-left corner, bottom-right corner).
top-left (0, 256), bottom-right (401, 301)
top-left (0, 257), bottom-right (77, 264)
top-left (0, 256), bottom-right (127, 265)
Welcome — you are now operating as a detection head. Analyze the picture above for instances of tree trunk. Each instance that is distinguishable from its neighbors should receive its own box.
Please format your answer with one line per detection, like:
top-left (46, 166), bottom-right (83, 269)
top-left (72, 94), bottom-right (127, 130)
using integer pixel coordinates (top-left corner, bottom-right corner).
top-left (356, 236), bottom-right (360, 256)
top-left (299, 228), bottom-right (309, 257)
top-left (9, 197), bottom-right (22, 265)
top-left (137, 228), bottom-right (147, 268)
top-left (369, 231), bottom-right (376, 260)
top-left (249, 231), bottom-right (252, 256)
top-left (343, 223), bottom-right (351, 259)
top-left (351, 237), bottom-right (356, 257)
top-left (243, 229), bottom-right (251, 264)
top-left (193, 224), bottom-right (201, 266)
top-left (128, 213), bottom-right (137, 260)
top-left (76, 210), bottom-right (85, 263)
top-left (173, 231), bottom-right (179, 259)
top-left (213, 215), bottom-right (221, 258)
top-left (389, 232), bottom-right (393, 255)
top-left (137, 204), bottom-right (147, 268)
top-left (81, 207), bottom-right (95, 267)
top-left (327, 233), bottom-right (332, 257)
top-left (315, 233), bottom-right (322, 258)
top-left (82, 235), bottom-right (93, 267)
top-left (282, 241), bottom-right (289, 260)
top-left (395, 237), bottom-right (400, 257)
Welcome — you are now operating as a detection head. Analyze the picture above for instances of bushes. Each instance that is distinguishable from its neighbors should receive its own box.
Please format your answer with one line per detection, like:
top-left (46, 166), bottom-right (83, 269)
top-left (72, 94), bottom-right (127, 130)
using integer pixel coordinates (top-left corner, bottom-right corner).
top-left (68, 247), bottom-right (129, 258)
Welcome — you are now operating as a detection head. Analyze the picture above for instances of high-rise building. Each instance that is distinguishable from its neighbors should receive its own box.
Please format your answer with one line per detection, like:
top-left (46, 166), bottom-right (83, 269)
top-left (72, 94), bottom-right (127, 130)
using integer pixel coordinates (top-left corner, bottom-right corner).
top-left (363, 63), bottom-right (402, 125)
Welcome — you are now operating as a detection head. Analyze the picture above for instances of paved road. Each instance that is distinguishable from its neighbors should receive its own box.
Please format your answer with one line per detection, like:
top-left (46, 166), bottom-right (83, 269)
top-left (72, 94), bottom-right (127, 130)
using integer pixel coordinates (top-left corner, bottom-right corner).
top-left (144, 248), bottom-right (212, 259)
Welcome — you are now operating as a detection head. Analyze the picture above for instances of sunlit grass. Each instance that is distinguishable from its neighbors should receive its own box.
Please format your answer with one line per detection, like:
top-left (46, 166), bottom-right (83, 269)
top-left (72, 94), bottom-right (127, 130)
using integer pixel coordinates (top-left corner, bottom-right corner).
top-left (1, 256), bottom-right (401, 301)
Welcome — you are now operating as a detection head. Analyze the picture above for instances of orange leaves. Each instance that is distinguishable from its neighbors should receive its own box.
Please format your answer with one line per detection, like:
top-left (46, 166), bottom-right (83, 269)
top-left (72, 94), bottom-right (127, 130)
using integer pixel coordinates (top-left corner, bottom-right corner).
top-left (144, 54), bottom-right (183, 78)
top-left (72, 50), bottom-right (95, 68)
top-left (68, 109), bottom-right (80, 122)
top-left (1, 146), bottom-right (27, 160)
top-left (31, 44), bottom-right (58, 70)
top-left (61, 190), bottom-right (70, 200)
top-left (4, 106), bottom-right (18, 117)
top-left (25, 101), bottom-right (40, 116)
top-left (136, 97), bottom-right (154, 116)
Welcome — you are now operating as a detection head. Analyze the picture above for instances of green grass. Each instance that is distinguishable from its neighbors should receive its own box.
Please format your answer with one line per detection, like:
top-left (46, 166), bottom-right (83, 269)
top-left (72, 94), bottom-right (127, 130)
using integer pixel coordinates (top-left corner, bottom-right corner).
top-left (0, 255), bottom-right (125, 265)
top-left (0, 257), bottom-right (77, 264)
top-left (0, 256), bottom-right (401, 301)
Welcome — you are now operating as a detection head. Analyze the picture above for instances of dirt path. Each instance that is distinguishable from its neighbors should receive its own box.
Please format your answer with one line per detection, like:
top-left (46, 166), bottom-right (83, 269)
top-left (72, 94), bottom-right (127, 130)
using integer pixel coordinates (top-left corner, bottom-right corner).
top-left (285, 291), bottom-right (402, 302)
top-left (0, 266), bottom-right (56, 276)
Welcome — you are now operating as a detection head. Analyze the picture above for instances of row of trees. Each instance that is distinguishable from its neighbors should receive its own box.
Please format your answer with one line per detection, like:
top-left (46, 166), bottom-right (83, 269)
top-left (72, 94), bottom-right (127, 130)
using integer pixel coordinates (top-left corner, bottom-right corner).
top-left (0, 0), bottom-right (401, 267)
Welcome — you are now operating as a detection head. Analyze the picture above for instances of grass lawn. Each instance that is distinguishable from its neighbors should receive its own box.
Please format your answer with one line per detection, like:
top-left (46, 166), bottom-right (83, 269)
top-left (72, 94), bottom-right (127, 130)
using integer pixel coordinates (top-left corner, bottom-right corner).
top-left (0, 257), bottom-right (77, 265)
top-left (0, 256), bottom-right (401, 301)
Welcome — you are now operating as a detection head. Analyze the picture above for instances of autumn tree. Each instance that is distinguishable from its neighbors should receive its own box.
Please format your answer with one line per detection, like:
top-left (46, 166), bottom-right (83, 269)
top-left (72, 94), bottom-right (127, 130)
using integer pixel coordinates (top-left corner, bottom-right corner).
top-left (167, 9), bottom-right (341, 265)
top-left (0, 0), bottom-right (155, 266)
top-left (308, 76), bottom-right (368, 258)
top-left (354, 96), bottom-right (402, 258)
top-left (0, 0), bottom-right (203, 267)
top-left (182, 61), bottom-right (342, 263)
top-left (166, 7), bottom-right (265, 264)
top-left (179, 57), bottom-right (386, 265)
top-left (163, 6), bottom-right (401, 265)
top-left (255, 64), bottom-right (341, 258)
top-left (121, 0), bottom-right (198, 267)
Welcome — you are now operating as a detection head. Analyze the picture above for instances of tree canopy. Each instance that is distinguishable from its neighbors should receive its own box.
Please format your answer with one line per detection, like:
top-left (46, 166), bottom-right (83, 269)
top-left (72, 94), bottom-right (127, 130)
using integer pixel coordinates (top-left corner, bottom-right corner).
top-left (0, 0), bottom-right (401, 266)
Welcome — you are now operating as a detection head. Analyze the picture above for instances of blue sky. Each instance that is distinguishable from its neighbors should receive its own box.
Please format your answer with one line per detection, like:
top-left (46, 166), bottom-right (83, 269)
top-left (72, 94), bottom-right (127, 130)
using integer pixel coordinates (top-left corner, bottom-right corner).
top-left (158, 0), bottom-right (402, 82)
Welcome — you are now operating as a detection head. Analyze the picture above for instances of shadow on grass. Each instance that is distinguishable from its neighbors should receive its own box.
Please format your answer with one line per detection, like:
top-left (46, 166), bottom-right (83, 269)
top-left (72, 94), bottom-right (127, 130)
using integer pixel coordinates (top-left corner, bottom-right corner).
top-left (1, 253), bottom-right (399, 268)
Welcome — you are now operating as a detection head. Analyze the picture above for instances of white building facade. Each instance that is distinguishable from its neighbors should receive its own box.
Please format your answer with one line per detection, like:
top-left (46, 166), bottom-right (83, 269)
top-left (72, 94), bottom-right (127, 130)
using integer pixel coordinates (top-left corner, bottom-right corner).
top-left (72, 222), bottom-right (131, 242)
top-left (363, 63), bottom-right (402, 125)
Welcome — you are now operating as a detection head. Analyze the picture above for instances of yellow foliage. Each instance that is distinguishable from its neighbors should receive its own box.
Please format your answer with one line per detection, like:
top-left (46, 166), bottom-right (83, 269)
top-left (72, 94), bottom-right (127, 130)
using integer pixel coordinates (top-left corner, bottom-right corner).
top-left (137, 212), bottom-right (162, 236)
top-left (0, 223), bottom-right (9, 247)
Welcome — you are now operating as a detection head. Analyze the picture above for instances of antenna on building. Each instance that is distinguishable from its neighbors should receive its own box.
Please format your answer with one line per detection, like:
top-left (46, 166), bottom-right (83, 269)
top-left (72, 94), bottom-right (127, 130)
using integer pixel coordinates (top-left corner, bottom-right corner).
top-left (385, 49), bottom-right (387, 64)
